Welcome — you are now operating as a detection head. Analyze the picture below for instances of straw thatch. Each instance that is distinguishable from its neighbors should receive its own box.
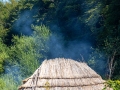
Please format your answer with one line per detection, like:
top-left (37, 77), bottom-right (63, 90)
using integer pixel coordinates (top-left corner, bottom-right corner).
top-left (18, 58), bottom-right (111, 90)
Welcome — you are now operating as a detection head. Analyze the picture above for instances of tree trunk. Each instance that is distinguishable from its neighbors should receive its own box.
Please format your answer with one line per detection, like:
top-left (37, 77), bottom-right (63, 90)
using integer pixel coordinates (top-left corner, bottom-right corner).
top-left (108, 50), bottom-right (116, 79)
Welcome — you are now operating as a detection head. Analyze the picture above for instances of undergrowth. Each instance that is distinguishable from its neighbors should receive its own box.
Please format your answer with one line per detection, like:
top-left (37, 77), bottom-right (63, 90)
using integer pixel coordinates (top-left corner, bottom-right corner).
top-left (103, 80), bottom-right (120, 90)
top-left (0, 74), bottom-right (20, 90)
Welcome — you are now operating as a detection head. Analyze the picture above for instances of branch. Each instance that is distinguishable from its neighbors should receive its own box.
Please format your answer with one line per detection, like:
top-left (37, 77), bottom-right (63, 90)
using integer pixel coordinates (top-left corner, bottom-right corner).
top-left (80, 54), bottom-right (84, 62)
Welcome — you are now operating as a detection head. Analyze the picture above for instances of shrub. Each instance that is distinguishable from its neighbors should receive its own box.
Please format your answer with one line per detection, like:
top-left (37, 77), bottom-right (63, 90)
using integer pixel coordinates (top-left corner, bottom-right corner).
top-left (103, 80), bottom-right (120, 90)
top-left (0, 74), bottom-right (18, 90)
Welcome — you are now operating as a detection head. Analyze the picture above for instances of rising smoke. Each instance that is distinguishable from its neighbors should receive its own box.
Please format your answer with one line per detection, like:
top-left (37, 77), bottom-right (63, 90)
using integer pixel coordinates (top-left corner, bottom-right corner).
top-left (10, 0), bottom-right (106, 77)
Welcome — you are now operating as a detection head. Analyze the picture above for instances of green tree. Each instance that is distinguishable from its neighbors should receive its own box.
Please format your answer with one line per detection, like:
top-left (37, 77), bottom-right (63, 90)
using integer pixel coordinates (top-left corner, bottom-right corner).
top-left (0, 39), bottom-right (9, 73)
top-left (0, 0), bottom-right (36, 42)
top-left (96, 0), bottom-right (120, 79)
top-left (0, 0), bottom-right (18, 39)
top-left (9, 25), bottom-right (50, 77)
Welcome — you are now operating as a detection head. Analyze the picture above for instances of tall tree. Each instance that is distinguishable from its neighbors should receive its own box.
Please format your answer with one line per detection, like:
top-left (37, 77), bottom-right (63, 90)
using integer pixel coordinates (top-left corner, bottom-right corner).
top-left (96, 0), bottom-right (120, 79)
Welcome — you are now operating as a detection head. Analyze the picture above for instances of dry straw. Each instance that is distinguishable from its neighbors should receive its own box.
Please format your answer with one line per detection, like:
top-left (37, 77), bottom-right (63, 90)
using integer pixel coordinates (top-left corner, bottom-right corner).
top-left (18, 58), bottom-right (112, 90)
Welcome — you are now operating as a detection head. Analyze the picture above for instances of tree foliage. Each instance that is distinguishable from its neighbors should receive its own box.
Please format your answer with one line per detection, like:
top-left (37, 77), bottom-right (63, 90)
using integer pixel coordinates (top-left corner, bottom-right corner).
top-left (103, 80), bottom-right (120, 90)
top-left (8, 25), bottom-right (50, 77)
top-left (95, 0), bottom-right (120, 79)
top-left (0, 39), bottom-right (9, 73)
top-left (0, 74), bottom-right (18, 90)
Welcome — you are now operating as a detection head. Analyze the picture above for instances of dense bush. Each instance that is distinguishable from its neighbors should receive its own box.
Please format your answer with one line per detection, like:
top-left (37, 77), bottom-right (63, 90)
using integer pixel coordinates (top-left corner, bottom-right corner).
top-left (0, 74), bottom-right (18, 90)
top-left (0, 39), bottom-right (9, 73)
top-left (103, 80), bottom-right (120, 90)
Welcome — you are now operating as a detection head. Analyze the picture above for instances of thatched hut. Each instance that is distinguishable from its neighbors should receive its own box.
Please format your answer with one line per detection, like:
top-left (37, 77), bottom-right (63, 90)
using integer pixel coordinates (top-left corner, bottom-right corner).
top-left (18, 58), bottom-right (109, 90)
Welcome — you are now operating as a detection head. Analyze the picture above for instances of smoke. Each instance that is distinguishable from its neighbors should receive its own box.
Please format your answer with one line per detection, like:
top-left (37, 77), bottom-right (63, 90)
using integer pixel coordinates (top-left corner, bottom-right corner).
top-left (47, 29), bottom-right (92, 61)
top-left (13, 10), bottom-right (33, 35)
top-left (13, 8), bottom-right (39, 35)
top-left (4, 65), bottom-right (23, 84)
top-left (46, 0), bottom-right (106, 76)
top-left (10, 0), bottom-right (106, 78)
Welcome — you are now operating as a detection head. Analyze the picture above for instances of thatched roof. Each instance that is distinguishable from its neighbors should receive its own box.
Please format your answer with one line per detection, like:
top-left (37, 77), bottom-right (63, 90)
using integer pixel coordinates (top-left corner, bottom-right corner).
top-left (18, 58), bottom-right (110, 90)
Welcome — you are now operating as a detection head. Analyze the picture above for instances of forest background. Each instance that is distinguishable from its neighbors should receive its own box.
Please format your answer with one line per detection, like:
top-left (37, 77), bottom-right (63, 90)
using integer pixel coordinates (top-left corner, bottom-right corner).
top-left (0, 0), bottom-right (120, 89)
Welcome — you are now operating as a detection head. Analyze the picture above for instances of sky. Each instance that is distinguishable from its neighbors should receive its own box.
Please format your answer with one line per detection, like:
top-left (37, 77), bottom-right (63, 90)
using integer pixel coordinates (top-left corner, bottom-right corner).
top-left (1, 0), bottom-right (8, 2)
top-left (0, 0), bottom-right (9, 3)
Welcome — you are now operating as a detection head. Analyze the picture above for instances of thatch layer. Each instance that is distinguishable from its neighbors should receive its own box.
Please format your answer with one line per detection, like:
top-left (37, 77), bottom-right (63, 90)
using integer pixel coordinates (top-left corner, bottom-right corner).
top-left (20, 85), bottom-right (105, 90)
top-left (19, 58), bottom-right (110, 90)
